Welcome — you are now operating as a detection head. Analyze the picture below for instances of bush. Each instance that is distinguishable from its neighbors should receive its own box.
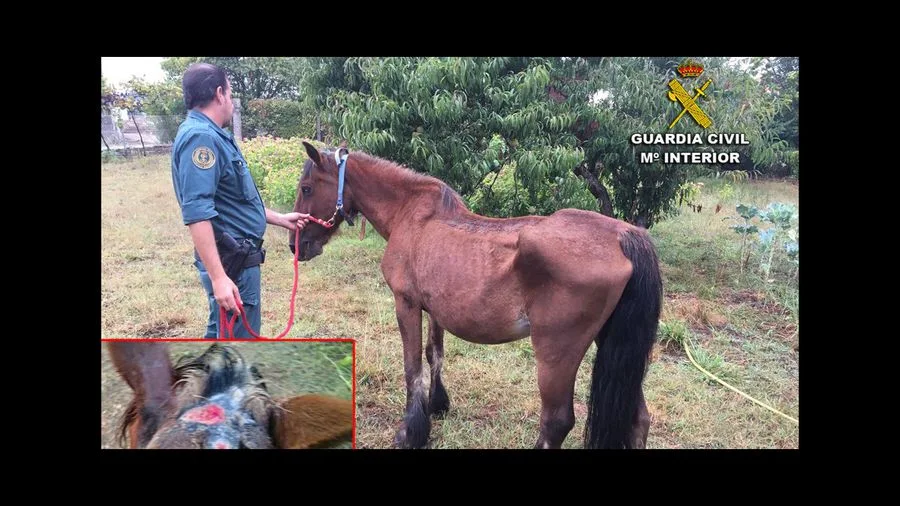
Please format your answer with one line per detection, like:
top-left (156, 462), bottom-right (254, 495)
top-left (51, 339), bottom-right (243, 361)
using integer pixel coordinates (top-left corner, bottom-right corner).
top-left (242, 99), bottom-right (317, 140)
top-left (241, 136), bottom-right (327, 210)
top-left (785, 150), bottom-right (799, 178)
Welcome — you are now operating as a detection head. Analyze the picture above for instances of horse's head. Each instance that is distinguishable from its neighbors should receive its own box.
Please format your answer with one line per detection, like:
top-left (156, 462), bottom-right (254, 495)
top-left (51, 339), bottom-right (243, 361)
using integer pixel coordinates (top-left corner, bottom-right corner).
top-left (107, 342), bottom-right (353, 449)
top-left (290, 141), bottom-right (359, 261)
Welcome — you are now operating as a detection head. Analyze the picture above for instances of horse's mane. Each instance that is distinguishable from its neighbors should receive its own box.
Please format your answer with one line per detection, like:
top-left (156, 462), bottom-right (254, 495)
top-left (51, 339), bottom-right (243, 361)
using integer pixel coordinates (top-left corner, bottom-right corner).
top-left (355, 151), bottom-right (470, 215)
top-left (117, 344), bottom-right (274, 448)
top-left (304, 149), bottom-right (469, 217)
top-left (352, 153), bottom-right (551, 233)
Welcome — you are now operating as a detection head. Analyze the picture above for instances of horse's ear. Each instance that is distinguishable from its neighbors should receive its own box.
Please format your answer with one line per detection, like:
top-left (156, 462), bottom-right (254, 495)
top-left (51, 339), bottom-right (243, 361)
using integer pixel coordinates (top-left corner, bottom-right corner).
top-left (302, 141), bottom-right (323, 168)
top-left (271, 394), bottom-right (353, 449)
top-left (106, 342), bottom-right (175, 448)
top-left (337, 139), bottom-right (350, 160)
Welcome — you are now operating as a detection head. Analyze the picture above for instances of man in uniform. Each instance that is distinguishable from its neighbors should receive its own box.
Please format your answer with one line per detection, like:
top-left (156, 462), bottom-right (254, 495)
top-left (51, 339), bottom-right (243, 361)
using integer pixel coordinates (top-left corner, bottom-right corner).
top-left (171, 62), bottom-right (310, 338)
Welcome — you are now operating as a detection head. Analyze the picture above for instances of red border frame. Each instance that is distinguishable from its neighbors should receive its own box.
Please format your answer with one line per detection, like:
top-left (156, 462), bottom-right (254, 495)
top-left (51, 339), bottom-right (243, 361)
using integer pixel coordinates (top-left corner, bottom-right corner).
top-left (101, 337), bottom-right (357, 449)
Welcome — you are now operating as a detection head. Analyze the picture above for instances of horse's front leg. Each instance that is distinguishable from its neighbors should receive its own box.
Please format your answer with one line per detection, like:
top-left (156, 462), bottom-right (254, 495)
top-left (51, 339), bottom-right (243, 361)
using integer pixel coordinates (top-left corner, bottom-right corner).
top-left (393, 294), bottom-right (430, 449)
top-left (426, 314), bottom-right (450, 417)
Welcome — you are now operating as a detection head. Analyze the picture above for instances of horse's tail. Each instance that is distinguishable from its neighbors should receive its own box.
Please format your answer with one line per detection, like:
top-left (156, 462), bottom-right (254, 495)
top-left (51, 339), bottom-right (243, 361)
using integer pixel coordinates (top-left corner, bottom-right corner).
top-left (585, 227), bottom-right (662, 449)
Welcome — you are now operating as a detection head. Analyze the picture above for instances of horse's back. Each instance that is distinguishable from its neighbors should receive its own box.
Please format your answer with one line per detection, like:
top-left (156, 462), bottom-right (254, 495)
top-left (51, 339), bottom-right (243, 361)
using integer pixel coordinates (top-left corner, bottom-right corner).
top-left (515, 208), bottom-right (636, 289)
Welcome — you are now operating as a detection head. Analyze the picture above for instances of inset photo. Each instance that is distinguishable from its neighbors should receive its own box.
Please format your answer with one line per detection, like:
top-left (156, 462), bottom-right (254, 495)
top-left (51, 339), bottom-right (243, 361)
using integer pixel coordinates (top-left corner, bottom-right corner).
top-left (100, 339), bottom-right (354, 449)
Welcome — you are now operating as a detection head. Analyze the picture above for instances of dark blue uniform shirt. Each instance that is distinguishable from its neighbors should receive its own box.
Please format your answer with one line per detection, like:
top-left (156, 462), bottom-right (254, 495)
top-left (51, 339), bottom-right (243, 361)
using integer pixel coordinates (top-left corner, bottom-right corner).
top-left (171, 110), bottom-right (266, 242)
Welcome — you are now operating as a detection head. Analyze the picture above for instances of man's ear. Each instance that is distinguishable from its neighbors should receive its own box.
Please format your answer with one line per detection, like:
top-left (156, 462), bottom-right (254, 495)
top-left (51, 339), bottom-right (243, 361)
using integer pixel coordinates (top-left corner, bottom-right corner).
top-left (271, 394), bottom-right (353, 449)
top-left (216, 85), bottom-right (227, 103)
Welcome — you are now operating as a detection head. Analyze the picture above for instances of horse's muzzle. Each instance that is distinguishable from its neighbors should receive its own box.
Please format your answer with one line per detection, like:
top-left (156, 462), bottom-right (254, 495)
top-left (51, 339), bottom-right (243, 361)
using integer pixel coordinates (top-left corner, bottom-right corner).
top-left (290, 240), bottom-right (317, 261)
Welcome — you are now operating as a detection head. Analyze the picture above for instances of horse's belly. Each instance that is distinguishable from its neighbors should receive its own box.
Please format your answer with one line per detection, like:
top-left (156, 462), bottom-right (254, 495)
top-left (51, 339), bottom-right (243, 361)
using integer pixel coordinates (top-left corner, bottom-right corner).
top-left (432, 308), bottom-right (531, 345)
top-left (415, 233), bottom-right (528, 344)
top-left (421, 275), bottom-right (530, 345)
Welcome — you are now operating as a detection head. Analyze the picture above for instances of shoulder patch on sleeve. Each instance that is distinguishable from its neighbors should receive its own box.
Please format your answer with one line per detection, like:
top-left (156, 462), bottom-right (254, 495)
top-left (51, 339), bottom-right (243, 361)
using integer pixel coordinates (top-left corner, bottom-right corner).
top-left (192, 146), bottom-right (216, 169)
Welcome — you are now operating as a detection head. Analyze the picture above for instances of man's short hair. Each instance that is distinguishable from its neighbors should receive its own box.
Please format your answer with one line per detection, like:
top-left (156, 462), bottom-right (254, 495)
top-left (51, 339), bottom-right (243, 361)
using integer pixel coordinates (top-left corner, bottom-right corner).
top-left (182, 63), bottom-right (229, 110)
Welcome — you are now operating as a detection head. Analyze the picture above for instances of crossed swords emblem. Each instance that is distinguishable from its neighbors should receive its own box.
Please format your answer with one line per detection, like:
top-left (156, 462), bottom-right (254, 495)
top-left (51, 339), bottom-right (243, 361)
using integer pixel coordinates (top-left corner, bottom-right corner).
top-left (668, 78), bottom-right (713, 129)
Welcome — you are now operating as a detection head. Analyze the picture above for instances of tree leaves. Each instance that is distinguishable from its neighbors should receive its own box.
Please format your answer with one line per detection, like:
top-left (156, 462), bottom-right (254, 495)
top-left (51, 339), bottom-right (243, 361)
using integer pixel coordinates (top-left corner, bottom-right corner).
top-left (301, 57), bottom-right (793, 226)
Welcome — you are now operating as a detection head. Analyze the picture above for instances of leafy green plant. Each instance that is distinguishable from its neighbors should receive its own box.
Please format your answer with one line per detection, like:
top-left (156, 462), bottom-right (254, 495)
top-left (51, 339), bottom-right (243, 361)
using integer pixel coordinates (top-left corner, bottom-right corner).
top-left (728, 204), bottom-right (759, 274)
top-left (714, 183), bottom-right (734, 214)
top-left (718, 183), bottom-right (734, 203)
top-left (784, 229), bottom-right (799, 279)
top-left (756, 202), bottom-right (797, 280)
top-left (677, 181), bottom-right (704, 208)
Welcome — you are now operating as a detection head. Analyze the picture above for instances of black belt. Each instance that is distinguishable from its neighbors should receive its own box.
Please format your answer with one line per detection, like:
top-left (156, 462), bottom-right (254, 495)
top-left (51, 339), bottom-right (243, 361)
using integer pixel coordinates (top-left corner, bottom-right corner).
top-left (196, 233), bottom-right (266, 281)
top-left (194, 248), bottom-right (265, 268)
top-left (240, 237), bottom-right (264, 250)
top-left (242, 248), bottom-right (266, 268)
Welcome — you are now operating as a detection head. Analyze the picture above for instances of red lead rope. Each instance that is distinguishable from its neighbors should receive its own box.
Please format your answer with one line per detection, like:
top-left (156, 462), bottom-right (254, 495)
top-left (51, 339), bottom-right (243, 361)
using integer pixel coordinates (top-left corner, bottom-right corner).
top-left (218, 214), bottom-right (335, 339)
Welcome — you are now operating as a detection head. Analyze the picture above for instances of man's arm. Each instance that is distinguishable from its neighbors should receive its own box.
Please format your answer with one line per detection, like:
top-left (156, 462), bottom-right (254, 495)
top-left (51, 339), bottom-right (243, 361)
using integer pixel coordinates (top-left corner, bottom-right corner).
top-left (266, 208), bottom-right (311, 232)
top-left (174, 131), bottom-right (241, 313)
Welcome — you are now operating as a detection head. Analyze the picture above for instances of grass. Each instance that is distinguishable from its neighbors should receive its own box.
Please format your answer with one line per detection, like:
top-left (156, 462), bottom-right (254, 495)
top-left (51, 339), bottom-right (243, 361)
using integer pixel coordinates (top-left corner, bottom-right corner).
top-left (102, 155), bottom-right (799, 449)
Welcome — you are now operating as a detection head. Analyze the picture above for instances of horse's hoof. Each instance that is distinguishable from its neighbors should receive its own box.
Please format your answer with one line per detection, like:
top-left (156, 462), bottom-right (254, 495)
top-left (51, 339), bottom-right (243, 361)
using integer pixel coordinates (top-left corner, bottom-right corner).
top-left (394, 428), bottom-right (407, 448)
top-left (394, 428), bottom-right (423, 449)
top-left (395, 423), bottom-right (429, 449)
top-left (430, 404), bottom-right (449, 419)
top-left (429, 391), bottom-right (450, 418)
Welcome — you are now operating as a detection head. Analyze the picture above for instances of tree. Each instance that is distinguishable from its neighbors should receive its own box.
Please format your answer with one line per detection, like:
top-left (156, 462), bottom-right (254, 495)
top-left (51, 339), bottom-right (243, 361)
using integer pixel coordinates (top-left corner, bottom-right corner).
top-left (304, 57), bottom-right (783, 227)
top-left (756, 57), bottom-right (799, 174)
top-left (102, 79), bottom-right (148, 156)
top-left (541, 57), bottom-right (795, 226)
top-left (101, 76), bottom-right (115, 151)
top-left (129, 78), bottom-right (185, 144)
top-left (162, 57), bottom-right (321, 141)
top-left (755, 57), bottom-right (799, 148)
top-left (161, 57), bottom-right (307, 101)
top-left (305, 57), bottom-right (588, 218)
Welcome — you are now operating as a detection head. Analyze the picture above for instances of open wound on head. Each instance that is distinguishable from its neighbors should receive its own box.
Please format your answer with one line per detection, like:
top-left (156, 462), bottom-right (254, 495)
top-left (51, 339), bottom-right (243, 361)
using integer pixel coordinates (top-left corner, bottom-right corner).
top-left (177, 387), bottom-right (258, 449)
top-left (181, 403), bottom-right (226, 424)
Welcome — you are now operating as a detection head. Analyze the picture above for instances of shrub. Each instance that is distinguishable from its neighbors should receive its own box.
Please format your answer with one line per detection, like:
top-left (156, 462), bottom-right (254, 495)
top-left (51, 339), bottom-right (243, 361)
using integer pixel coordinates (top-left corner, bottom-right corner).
top-left (241, 136), bottom-right (327, 210)
top-left (242, 99), bottom-right (316, 140)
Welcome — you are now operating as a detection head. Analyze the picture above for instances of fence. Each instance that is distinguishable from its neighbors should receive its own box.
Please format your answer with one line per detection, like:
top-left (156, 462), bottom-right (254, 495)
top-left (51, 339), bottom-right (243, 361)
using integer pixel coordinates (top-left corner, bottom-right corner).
top-left (101, 113), bottom-right (183, 152)
top-left (101, 100), bottom-right (247, 154)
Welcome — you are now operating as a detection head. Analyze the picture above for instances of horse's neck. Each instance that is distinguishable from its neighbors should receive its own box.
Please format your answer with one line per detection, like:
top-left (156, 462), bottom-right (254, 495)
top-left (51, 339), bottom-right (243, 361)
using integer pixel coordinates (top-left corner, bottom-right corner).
top-left (347, 158), bottom-right (431, 239)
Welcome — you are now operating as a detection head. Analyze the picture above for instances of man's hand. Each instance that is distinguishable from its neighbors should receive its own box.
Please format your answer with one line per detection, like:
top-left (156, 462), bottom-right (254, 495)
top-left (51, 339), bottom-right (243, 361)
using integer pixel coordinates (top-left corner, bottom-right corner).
top-left (265, 208), bottom-right (310, 231)
top-left (212, 275), bottom-right (242, 313)
top-left (188, 220), bottom-right (243, 313)
top-left (280, 212), bottom-right (311, 232)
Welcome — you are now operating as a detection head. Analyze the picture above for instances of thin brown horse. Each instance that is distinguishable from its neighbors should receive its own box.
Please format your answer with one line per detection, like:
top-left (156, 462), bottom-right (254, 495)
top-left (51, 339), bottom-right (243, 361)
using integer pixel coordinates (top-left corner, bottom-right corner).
top-left (106, 342), bottom-right (353, 449)
top-left (291, 142), bottom-right (662, 449)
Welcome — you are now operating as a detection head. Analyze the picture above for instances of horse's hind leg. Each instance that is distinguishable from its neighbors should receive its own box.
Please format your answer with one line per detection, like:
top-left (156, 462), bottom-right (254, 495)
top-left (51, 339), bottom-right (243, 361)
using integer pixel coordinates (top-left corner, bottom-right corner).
top-left (531, 330), bottom-right (596, 449)
top-left (631, 389), bottom-right (651, 449)
top-left (426, 314), bottom-right (450, 417)
top-left (393, 294), bottom-right (431, 449)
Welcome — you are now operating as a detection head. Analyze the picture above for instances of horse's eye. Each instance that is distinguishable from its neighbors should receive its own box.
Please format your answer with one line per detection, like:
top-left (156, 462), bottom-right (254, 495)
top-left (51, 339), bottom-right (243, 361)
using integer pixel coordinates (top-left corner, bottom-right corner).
top-left (302, 187), bottom-right (311, 196)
